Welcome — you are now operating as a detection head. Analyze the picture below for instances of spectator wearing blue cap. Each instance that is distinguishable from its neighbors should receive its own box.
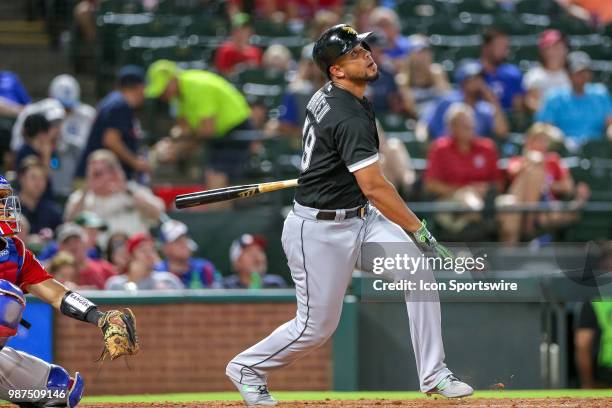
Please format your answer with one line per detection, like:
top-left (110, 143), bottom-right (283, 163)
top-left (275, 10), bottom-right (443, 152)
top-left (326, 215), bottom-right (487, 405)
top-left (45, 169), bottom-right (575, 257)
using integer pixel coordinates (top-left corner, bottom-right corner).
top-left (536, 51), bottom-right (612, 144)
top-left (480, 28), bottom-right (525, 112)
top-left (76, 65), bottom-right (150, 180)
top-left (424, 59), bottom-right (508, 140)
top-left (11, 75), bottom-right (95, 198)
top-left (155, 219), bottom-right (222, 289)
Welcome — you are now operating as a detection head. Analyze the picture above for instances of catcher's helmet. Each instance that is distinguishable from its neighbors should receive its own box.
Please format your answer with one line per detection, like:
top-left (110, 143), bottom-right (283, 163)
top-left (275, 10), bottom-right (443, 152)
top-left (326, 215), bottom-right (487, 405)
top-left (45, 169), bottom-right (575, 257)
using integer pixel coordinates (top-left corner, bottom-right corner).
top-left (0, 176), bottom-right (20, 237)
top-left (313, 24), bottom-right (373, 77)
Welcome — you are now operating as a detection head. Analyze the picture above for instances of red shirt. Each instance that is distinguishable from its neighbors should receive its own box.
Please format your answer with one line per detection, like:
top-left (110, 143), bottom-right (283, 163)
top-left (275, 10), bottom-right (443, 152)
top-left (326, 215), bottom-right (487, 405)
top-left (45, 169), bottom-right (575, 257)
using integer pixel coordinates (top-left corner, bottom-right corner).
top-left (214, 42), bottom-right (262, 75)
top-left (0, 236), bottom-right (52, 293)
top-left (424, 136), bottom-right (502, 187)
top-left (507, 152), bottom-right (568, 198)
top-left (507, 152), bottom-right (567, 182)
top-left (79, 259), bottom-right (117, 290)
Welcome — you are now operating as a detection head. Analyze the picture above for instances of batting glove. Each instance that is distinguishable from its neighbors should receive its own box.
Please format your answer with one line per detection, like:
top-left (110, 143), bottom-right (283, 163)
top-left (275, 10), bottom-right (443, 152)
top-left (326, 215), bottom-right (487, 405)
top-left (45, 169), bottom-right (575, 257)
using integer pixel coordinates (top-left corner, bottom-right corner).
top-left (413, 220), bottom-right (455, 260)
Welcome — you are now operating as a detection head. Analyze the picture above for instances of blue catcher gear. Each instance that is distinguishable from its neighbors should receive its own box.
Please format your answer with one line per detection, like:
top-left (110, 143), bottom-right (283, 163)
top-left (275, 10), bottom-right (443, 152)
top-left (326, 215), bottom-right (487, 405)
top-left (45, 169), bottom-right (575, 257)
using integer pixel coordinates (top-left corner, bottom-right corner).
top-left (46, 365), bottom-right (84, 408)
top-left (16, 366), bottom-right (85, 407)
top-left (0, 279), bottom-right (25, 344)
top-left (0, 175), bottom-right (21, 237)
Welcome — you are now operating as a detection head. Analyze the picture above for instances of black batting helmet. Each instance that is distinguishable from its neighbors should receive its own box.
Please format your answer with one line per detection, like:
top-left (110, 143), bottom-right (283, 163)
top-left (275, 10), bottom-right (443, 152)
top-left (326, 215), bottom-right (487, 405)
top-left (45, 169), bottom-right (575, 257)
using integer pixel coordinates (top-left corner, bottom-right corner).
top-left (312, 24), bottom-right (373, 77)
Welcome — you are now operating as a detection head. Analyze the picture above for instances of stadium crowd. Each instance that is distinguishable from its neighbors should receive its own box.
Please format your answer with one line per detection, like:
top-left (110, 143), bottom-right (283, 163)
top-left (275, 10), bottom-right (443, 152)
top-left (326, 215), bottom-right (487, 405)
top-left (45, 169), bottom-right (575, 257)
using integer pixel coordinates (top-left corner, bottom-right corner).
top-left (2, 0), bottom-right (612, 387)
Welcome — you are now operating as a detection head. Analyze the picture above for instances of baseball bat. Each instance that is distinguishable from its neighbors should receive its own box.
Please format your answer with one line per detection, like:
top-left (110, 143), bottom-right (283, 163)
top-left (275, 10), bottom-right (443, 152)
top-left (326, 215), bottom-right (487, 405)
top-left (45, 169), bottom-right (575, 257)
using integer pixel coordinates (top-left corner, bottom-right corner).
top-left (174, 179), bottom-right (299, 209)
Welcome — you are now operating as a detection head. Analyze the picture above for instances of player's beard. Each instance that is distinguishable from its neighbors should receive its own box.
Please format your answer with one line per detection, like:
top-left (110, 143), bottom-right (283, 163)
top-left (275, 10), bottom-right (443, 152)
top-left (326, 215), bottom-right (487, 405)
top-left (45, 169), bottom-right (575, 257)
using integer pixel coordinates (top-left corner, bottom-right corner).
top-left (366, 71), bottom-right (380, 82)
top-left (349, 70), bottom-right (379, 83)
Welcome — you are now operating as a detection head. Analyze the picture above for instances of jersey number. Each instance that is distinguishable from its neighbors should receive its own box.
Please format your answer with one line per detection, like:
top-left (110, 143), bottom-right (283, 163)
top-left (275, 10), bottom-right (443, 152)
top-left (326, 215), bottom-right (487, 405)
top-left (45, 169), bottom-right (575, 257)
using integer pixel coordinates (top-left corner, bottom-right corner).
top-left (301, 117), bottom-right (316, 171)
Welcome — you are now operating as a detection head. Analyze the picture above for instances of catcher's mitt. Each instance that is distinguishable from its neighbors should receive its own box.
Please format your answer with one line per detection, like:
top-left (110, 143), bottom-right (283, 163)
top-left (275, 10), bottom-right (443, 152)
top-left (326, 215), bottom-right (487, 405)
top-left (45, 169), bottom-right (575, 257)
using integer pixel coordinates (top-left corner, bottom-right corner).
top-left (97, 308), bottom-right (139, 361)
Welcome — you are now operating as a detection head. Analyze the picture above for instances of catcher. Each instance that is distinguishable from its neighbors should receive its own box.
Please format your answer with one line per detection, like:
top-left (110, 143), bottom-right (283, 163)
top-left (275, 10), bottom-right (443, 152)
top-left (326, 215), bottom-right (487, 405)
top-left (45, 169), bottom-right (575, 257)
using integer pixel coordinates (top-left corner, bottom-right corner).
top-left (0, 175), bottom-right (138, 407)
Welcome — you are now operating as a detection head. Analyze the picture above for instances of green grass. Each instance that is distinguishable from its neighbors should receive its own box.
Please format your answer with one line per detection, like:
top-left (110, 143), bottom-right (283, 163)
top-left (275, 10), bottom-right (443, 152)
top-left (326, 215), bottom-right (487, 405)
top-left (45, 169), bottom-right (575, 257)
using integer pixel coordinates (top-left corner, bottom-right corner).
top-left (83, 389), bottom-right (612, 403)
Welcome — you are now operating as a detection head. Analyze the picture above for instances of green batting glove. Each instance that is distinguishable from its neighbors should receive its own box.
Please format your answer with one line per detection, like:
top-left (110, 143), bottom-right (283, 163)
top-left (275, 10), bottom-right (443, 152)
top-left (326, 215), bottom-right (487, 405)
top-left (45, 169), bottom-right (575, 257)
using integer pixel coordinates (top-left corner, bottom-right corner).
top-left (414, 220), bottom-right (455, 260)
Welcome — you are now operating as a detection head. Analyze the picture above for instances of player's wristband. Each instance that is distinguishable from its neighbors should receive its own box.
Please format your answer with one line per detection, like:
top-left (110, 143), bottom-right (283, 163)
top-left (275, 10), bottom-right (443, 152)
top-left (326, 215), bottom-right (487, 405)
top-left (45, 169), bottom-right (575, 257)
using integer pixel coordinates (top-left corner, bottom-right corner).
top-left (60, 291), bottom-right (104, 325)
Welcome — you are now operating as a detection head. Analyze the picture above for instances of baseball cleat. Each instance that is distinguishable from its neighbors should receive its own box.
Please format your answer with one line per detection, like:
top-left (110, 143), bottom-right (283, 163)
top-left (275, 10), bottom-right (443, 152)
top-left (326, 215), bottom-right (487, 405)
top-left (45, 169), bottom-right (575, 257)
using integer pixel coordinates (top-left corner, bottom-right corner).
top-left (230, 378), bottom-right (278, 406)
top-left (426, 375), bottom-right (474, 398)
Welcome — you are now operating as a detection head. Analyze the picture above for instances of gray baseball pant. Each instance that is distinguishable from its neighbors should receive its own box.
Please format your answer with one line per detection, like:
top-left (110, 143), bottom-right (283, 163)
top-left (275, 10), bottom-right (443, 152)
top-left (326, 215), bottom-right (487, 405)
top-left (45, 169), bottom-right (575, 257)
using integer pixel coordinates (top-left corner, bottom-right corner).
top-left (226, 202), bottom-right (452, 392)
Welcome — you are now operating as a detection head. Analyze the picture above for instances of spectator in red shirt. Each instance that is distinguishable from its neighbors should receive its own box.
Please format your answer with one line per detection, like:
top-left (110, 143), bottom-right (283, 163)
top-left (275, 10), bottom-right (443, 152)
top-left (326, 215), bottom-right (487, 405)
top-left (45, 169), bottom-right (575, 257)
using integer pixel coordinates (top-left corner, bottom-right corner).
top-left (497, 123), bottom-right (590, 244)
top-left (214, 13), bottom-right (263, 76)
top-left (424, 102), bottom-right (502, 234)
top-left (56, 222), bottom-right (117, 289)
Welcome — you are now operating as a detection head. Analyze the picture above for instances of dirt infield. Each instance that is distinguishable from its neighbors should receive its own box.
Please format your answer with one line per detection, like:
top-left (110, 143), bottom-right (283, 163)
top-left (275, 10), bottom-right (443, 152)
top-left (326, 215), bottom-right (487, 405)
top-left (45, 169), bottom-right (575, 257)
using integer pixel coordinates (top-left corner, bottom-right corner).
top-left (80, 397), bottom-right (612, 407)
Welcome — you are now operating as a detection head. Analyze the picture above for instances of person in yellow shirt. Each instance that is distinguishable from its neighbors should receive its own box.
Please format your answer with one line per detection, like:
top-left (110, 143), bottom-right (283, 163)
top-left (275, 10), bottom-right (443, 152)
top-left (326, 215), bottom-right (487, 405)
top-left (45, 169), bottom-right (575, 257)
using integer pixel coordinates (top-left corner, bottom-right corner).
top-left (146, 59), bottom-right (251, 139)
top-left (145, 60), bottom-right (252, 184)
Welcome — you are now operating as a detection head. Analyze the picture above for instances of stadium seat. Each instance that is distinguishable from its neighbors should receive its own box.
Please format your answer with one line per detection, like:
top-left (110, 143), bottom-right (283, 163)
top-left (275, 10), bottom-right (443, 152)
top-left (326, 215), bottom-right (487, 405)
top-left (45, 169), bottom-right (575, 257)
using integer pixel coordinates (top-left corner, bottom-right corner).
top-left (550, 15), bottom-right (593, 35)
top-left (97, 0), bottom-right (144, 14)
top-left (427, 16), bottom-right (471, 36)
top-left (170, 208), bottom-right (287, 277)
top-left (117, 15), bottom-right (185, 38)
top-left (515, 0), bottom-right (562, 15)
top-left (118, 35), bottom-right (180, 66)
top-left (232, 68), bottom-right (287, 109)
top-left (181, 15), bottom-right (228, 37)
top-left (455, 0), bottom-right (499, 14)
top-left (252, 19), bottom-right (294, 37)
top-left (574, 140), bottom-right (612, 201)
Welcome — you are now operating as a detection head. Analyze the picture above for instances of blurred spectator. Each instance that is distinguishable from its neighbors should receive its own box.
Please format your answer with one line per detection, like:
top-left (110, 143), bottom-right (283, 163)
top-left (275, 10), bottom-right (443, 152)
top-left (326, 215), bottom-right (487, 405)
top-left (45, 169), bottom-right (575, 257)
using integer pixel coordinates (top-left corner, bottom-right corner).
top-left (155, 219), bottom-right (221, 289)
top-left (378, 124), bottom-right (416, 198)
top-left (286, 0), bottom-right (343, 22)
top-left (105, 232), bottom-right (130, 274)
top-left (56, 223), bottom-right (117, 289)
top-left (17, 157), bottom-right (62, 234)
top-left (0, 69), bottom-right (30, 117)
top-left (368, 7), bottom-right (410, 68)
top-left (309, 9), bottom-right (341, 40)
top-left (523, 30), bottom-right (570, 113)
top-left (575, 243), bottom-right (612, 388)
top-left (275, 43), bottom-right (326, 138)
top-left (74, 211), bottom-right (107, 259)
top-left (497, 123), bottom-right (590, 244)
top-left (424, 60), bottom-right (508, 140)
top-left (214, 13), bottom-right (263, 76)
top-left (228, 0), bottom-right (287, 22)
top-left (351, 0), bottom-right (377, 34)
top-left (77, 65), bottom-right (149, 180)
top-left (15, 113), bottom-right (56, 172)
top-left (364, 32), bottom-right (410, 116)
top-left (65, 149), bottom-right (164, 239)
top-left (47, 251), bottom-right (80, 289)
top-left (73, 0), bottom-right (97, 45)
top-left (249, 99), bottom-right (270, 131)
top-left (480, 28), bottom-right (525, 112)
top-left (395, 34), bottom-right (451, 119)
top-left (146, 60), bottom-right (251, 180)
top-left (559, 0), bottom-right (612, 25)
top-left (536, 51), bottom-right (612, 145)
top-left (223, 234), bottom-right (287, 289)
top-left (105, 232), bottom-right (184, 290)
top-left (424, 103), bottom-right (503, 233)
top-left (10, 98), bottom-right (64, 187)
top-left (11, 75), bottom-right (96, 197)
top-left (262, 44), bottom-right (293, 73)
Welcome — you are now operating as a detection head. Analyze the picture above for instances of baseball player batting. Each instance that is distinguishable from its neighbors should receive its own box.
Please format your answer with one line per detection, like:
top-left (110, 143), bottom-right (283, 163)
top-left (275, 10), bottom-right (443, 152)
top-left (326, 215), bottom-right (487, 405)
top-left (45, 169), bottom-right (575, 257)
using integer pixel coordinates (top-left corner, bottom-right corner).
top-left (0, 175), bottom-right (138, 407)
top-left (226, 24), bottom-right (473, 405)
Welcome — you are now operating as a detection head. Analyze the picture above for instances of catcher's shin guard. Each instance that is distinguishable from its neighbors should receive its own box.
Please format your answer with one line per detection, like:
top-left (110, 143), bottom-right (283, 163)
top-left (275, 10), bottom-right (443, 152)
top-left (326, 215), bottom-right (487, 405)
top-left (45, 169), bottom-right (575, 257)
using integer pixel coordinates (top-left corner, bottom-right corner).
top-left (44, 365), bottom-right (84, 407)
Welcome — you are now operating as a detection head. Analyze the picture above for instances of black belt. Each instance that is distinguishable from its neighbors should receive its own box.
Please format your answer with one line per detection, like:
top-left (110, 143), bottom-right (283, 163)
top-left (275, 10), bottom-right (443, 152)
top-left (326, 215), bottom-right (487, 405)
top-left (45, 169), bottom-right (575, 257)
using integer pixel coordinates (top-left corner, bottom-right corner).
top-left (316, 205), bottom-right (367, 221)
